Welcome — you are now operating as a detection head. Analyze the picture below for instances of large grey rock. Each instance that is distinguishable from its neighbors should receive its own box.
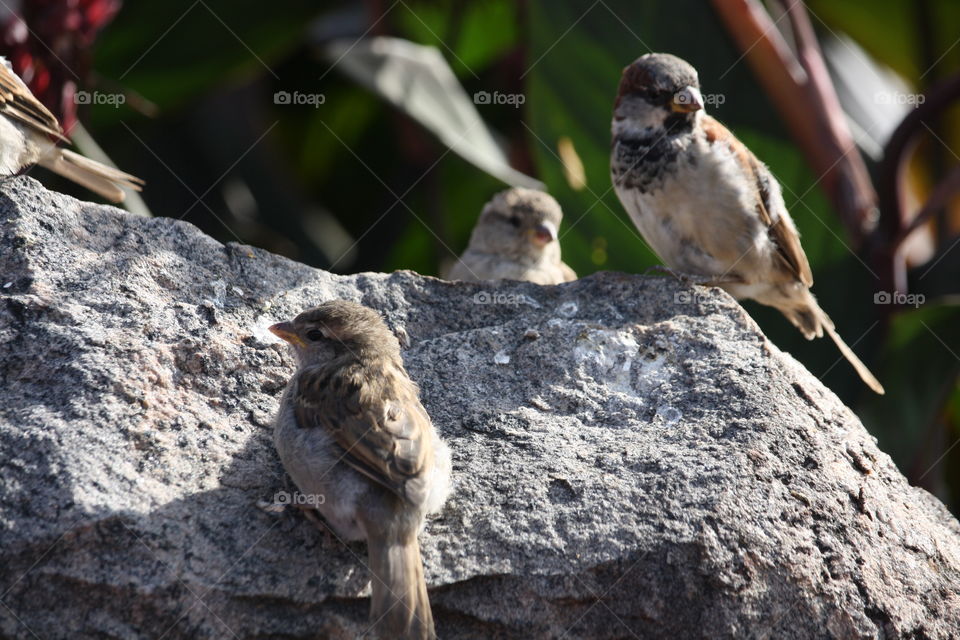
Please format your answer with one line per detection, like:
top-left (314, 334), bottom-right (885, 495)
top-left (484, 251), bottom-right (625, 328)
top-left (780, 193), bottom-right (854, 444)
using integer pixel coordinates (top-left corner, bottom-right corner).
top-left (1, 177), bottom-right (958, 639)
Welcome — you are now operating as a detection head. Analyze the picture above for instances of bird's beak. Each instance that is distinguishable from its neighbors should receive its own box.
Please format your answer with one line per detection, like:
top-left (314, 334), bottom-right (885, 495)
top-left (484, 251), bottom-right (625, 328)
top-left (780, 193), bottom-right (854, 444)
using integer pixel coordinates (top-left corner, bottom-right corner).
top-left (269, 321), bottom-right (305, 347)
top-left (529, 221), bottom-right (558, 246)
top-left (671, 86), bottom-right (704, 113)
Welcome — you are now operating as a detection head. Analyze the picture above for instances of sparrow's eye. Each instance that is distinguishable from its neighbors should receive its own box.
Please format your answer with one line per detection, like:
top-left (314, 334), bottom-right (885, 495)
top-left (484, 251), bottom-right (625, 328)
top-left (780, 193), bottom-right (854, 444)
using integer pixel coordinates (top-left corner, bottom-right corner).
top-left (306, 329), bottom-right (326, 342)
top-left (508, 215), bottom-right (522, 228)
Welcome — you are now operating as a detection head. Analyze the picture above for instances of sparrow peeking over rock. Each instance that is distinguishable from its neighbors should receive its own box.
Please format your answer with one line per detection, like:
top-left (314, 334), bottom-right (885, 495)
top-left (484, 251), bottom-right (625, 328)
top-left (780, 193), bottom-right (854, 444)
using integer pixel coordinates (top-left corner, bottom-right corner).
top-left (270, 300), bottom-right (453, 639)
top-left (445, 187), bottom-right (577, 285)
top-left (0, 58), bottom-right (143, 203)
top-left (610, 52), bottom-right (883, 394)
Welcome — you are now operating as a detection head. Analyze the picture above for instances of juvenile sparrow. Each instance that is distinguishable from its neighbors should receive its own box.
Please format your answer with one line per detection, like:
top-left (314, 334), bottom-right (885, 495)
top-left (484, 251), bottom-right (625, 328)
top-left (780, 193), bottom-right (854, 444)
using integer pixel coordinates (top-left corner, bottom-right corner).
top-left (270, 301), bottom-right (452, 639)
top-left (611, 53), bottom-right (884, 394)
top-left (0, 57), bottom-right (143, 203)
top-left (445, 187), bottom-right (577, 284)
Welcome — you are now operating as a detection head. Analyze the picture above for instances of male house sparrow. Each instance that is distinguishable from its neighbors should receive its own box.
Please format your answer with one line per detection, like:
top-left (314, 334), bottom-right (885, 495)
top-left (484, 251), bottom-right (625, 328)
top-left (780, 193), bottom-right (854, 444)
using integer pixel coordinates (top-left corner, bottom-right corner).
top-left (610, 53), bottom-right (884, 394)
top-left (0, 57), bottom-right (143, 203)
top-left (445, 187), bottom-right (577, 284)
top-left (270, 301), bottom-right (452, 639)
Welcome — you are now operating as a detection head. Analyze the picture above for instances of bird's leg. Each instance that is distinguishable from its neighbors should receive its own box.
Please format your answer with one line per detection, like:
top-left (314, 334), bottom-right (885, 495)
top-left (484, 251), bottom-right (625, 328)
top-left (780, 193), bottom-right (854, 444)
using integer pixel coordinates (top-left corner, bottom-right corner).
top-left (297, 505), bottom-right (349, 551)
top-left (642, 265), bottom-right (699, 283)
top-left (255, 495), bottom-right (349, 551)
top-left (297, 504), bottom-right (327, 528)
top-left (691, 273), bottom-right (744, 288)
top-left (642, 265), bottom-right (740, 288)
top-left (255, 496), bottom-right (287, 514)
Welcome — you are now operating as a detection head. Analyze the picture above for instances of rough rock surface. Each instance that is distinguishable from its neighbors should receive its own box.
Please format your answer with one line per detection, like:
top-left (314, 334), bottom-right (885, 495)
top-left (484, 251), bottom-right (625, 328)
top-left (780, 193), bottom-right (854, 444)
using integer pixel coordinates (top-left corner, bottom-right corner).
top-left (1, 177), bottom-right (959, 639)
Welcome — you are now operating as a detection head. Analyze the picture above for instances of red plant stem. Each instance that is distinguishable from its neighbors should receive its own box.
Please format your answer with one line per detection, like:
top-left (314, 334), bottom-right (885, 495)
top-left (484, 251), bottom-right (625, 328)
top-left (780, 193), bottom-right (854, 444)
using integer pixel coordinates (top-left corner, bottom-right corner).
top-left (874, 74), bottom-right (960, 294)
top-left (895, 164), bottom-right (960, 248)
top-left (710, 0), bottom-right (878, 244)
top-left (780, 0), bottom-right (878, 236)
top-left (878, 73), bottom-right (960, 246)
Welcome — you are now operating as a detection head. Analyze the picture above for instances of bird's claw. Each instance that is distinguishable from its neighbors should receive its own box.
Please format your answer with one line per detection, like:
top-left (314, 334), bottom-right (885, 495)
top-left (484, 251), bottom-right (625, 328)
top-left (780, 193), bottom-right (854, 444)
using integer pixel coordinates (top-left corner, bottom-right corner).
top-left (642, 265), bottom-right (740, 288)
top-left (297, 505), bottom-right (348, 551)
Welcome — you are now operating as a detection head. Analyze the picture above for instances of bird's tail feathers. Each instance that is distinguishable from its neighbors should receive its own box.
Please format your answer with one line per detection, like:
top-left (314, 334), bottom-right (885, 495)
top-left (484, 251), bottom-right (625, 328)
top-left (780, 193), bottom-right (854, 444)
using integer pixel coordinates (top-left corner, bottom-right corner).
top-left (821, 317), bottom-right (885, 394)
top-left (794, 296), bottom-right (885, 394)
top-left (366, 527), bottom-right (435, 639)
top-left (39, 148), bottom-right (143, 203)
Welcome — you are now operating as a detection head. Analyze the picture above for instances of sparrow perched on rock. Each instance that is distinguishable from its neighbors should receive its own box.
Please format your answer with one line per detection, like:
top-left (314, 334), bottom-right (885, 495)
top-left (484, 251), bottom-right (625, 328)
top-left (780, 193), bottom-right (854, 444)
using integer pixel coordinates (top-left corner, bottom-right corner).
top-left (445, 187), bottom-right (577, 284)
top-left (611, 53), bottom-right (883, 394)
top-left (0, 58), bottom-right (143, 203)
top-left (270, 301), bottom-right (452, 639)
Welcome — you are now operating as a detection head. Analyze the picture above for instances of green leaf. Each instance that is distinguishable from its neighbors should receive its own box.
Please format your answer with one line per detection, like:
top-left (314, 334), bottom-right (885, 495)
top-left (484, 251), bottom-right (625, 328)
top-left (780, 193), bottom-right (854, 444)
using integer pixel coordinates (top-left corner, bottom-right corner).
top-left (859, 303), bottom-right (960, 480)
top-left (806, 0), bottom-right (960, 82)
top-left (95, 1), bottom-right (321, 109)
top-left (394, 0), bottom-right (519, 76)
top-left (325, 36), bottom-right (541, 189)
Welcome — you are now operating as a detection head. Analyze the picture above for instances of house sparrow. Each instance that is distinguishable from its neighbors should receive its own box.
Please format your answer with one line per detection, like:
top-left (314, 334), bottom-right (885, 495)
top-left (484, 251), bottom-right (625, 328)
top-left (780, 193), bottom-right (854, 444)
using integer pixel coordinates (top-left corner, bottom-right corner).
top-left (0, 57), bottom-right (143, 203)
top-left (611, 53), bottom-right (884, 394)
top-left (445, 187), bottom-right (577, 284)
top-left (270, 300), bottom-right (452, 639)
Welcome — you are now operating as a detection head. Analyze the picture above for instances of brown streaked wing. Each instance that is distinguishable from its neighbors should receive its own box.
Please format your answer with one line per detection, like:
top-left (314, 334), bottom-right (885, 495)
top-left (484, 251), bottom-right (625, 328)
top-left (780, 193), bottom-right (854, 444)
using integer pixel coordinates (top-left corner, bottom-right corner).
top-left (293, 361), bottom-right (429, 503)
top-left (0, 64), bottom-right (67, 141)
top-left (702, 115), bottom-right (813, 286)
